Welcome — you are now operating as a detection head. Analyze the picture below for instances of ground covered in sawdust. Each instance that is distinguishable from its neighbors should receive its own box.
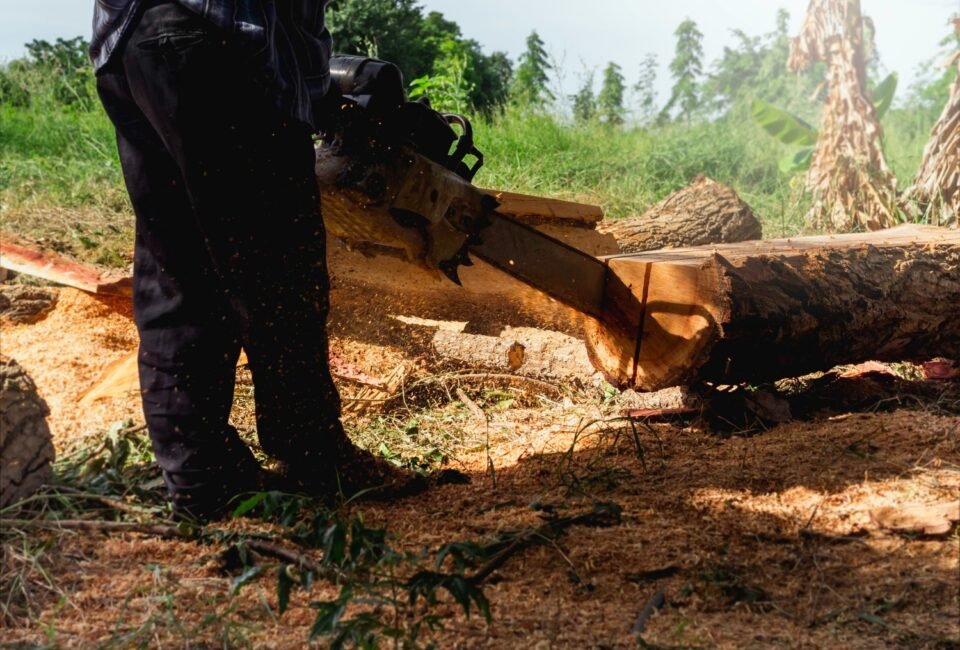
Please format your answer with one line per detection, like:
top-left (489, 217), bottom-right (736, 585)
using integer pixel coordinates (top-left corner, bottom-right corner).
top-left (2, 286), bottom-right (959, 648)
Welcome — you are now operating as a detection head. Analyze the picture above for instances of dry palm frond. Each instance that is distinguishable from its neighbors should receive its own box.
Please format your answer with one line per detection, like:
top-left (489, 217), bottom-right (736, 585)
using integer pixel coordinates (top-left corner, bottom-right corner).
top-left (788, 0), bottom-right (898, 231)
top-left (904, 49), bottom-right (960, 228)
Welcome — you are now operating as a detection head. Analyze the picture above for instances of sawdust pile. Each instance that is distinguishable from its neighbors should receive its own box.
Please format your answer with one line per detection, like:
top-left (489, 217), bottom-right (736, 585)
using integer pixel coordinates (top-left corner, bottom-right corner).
top-left (1, 285), bottom-right (958, 648)
top-left (0, 288), bottom-right (140, 450)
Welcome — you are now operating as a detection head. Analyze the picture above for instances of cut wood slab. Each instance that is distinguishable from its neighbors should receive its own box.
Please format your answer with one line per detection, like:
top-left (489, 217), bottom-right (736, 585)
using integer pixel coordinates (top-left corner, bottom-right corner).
top-left (585, 225), bottom-right (960, 391)
top-left (597, 176), bottom-right (762, 253)
top-left (0, 232), bottom-right (132, 296)
top-left (482, 189), bottom-right (604, 225)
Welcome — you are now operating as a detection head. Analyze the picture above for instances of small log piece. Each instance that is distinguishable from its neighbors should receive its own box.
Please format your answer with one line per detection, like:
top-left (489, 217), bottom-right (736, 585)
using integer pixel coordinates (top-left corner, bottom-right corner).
top-left (431, 326), bottom-right (599, 384)
top-left (597, 176), bottom-right (763, 253)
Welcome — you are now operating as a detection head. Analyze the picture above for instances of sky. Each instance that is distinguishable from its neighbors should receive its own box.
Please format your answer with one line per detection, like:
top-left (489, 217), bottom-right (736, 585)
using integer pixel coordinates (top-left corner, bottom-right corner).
top-left (2, 0), bottom-right (957, 102)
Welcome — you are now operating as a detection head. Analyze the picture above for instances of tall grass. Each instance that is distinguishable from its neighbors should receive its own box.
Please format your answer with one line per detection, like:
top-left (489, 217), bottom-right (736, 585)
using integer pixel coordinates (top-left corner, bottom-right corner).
top-left (474, 106), bottom-right (809, 236)
top-left (0, 58), bottom-right (938, 252)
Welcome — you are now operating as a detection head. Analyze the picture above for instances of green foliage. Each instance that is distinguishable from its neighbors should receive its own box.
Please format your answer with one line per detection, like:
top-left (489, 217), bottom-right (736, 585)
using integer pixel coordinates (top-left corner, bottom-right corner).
top-left (261, 514), bottom-right (492, 649)
top-left (326, 0), bottom-right (433, 81)
top-left (750, 72), bottom-right (898, 175)
top-left (699, 9), bottom-right (824, 121)
top-left (408, 38), bottom-right (475, 113)
top-left (750, 99), bottom-right (818, 146)
top-left (512, 31), bottom-right (554, 108)
top-left (327, 2), bottom-right (510, 112)
top-left (871, 72), bottom-right (898, 119)
top-left (661, 19), bottom-right (704, 122)
top-left (597, 62), bottom-right (626, 126)
top-left (419, 12), bottom-right (512, 111)
top-left (570, 72), bottom-right (596, 124)
top-left (633, 53), bottom-right (658, 125)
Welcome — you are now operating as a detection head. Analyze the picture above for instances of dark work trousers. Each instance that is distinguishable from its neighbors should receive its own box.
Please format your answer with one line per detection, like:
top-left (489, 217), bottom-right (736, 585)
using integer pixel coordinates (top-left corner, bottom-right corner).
top-left (96, 2), bottom-right (345, 518)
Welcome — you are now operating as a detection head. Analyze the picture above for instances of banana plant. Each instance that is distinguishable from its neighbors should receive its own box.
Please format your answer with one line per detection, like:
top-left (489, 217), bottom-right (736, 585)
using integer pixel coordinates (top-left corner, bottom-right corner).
top-left (752, 72), bottom-right (897, 175)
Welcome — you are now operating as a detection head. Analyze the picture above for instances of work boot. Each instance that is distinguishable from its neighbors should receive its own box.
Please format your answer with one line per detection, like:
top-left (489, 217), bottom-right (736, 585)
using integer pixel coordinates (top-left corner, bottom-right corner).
top-left (277, 445), bottom-right (424, 501)
top-left (169, 466), bottom-right (287, 523)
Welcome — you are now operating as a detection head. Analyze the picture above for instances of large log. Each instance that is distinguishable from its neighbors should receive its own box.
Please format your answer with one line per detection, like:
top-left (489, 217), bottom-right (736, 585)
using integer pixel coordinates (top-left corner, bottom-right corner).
top-left (585, 225), bottom-right (960, 391)
top-left (596, 176), bottom-right (762, 253)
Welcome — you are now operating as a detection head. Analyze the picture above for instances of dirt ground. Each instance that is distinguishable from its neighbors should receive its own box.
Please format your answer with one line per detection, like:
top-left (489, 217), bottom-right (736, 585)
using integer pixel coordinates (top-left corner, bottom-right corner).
top-left (1, 286), bottom-right (958, 648)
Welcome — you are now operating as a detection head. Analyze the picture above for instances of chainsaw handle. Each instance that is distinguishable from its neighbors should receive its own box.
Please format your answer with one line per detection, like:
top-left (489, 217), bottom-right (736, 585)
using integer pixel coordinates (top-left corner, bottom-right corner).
top-left (443, 113), bottom-right (484, 182)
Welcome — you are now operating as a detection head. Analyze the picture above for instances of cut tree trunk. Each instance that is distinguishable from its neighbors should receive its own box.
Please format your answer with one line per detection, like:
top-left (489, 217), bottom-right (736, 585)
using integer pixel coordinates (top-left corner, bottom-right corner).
top-left (585, 225), bottom-right (960, 391)
top-left (597, 176), bottom-right (762, 253)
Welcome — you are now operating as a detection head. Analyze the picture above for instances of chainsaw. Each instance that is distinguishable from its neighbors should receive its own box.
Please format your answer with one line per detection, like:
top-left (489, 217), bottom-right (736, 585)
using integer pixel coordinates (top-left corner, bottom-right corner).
top-left (314, 56), bottom-right (610, 321)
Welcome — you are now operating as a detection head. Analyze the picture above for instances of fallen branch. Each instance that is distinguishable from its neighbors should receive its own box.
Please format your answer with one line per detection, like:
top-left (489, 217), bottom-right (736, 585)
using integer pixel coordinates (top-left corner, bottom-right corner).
top-left (0, 518), bottom-right (190, 538)
top-left (468, 502), bottom-right (622, 585)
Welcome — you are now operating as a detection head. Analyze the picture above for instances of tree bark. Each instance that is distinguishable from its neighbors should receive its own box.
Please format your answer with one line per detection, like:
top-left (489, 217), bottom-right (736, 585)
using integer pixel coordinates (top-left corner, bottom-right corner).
top-left (596, 176), bottom-right (762, 253)
top-left (585, 225), bottom-right (960, 390)
top-left (431, 327), bottom-right (599, 384)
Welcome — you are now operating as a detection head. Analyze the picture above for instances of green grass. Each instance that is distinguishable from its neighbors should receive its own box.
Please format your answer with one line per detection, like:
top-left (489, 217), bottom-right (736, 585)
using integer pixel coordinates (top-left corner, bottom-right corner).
top-left (0, 64), bottom-right (936, 252)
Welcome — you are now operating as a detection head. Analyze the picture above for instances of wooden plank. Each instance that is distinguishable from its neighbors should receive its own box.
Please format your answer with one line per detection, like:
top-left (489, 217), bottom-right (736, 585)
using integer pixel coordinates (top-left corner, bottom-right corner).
top-left (0, 233), bottom-right (132, 296)
top-left (482, 188), bottom-right (604, 225)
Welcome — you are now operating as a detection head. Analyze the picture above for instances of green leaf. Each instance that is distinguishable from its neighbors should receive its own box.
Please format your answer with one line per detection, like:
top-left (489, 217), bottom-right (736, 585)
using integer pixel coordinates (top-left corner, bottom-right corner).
top-left (871, 72), bottom-right (897, 119)
top-left (751, 98), bottom-right (818, 146)
top-left (277, 565), bottom-right (294, 615)
top-left (231, 492), bottom-right (266, 519)
top-left (310, 600), bottom-right (347, 640)
top-left (778, 147), bottom-right (814, 175)
top-left (230, 565), bottom-right (263, 595)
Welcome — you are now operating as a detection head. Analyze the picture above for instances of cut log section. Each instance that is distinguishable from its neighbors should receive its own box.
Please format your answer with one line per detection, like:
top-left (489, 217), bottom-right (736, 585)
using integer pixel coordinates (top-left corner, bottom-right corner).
top-left (597, 176), bottom-right (762, 253)
top-left (586, 225), bottom-right (960, 391)
top-left (431, 326), bottom-right (600, 384)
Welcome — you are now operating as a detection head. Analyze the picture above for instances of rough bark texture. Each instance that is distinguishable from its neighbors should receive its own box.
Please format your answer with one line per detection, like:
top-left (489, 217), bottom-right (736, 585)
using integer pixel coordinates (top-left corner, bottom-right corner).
top-left (585, 225), bottom-right (960, 390)
top-left (431, 327), bottom-right (599, 384)
top-left (904, 50), bottom-right (959, 228)
top-left (788, 0), bottom-right (899, 231)
top-left (0, 356), bottom-right (54, 508)
top-left (597, 176), bottom-right (762, 253)
top-left (0, 285), bottom-right (57, 324)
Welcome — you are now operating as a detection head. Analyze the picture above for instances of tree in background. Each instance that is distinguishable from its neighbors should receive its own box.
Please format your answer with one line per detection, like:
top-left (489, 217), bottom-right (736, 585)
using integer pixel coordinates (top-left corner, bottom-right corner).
top-left (788, 0), bottom-right (898, 231)
top-left (418, 11), bottom-right (512, 111)
top-left (570, 71), bottom-right (596, 123)
top-left (597, 62), bottom-right (626, 125)
top-left (0, 37), bottom-right (94, 108)
top-left (327, 1), bottom-right (510, 112)
top-left (512, 31), bottom-right (554, 108)
top-left (326, 0), bottom-right (433, 82)
top-left (633, 53), bottom-right (658, 126)
top-left (661, 19), bottom-right (704, 122)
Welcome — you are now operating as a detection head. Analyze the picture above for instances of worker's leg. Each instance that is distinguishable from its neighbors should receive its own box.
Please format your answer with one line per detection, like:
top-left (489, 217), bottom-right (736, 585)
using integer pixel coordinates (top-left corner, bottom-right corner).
top-left (96, 67), bottom-right (262, 519)
top-left (116, 4), bottom-right (347, 471)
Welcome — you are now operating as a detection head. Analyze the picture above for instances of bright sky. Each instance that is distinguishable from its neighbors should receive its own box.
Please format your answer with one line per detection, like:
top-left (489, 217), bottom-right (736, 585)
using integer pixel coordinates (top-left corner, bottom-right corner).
top-left (2, 0), bottom-right (957, 102)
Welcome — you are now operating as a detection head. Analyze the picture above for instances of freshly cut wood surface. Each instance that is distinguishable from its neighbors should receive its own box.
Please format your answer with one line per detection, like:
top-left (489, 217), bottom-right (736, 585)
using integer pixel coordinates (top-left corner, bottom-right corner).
top-left (586, 225), bottom-right (960, 390)
top-left (597, 176), bottom-right (762, 253)
top-left (0, 232), bottom-right (131, 296)
top-left (482, 189), bottom-right (604, 225)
